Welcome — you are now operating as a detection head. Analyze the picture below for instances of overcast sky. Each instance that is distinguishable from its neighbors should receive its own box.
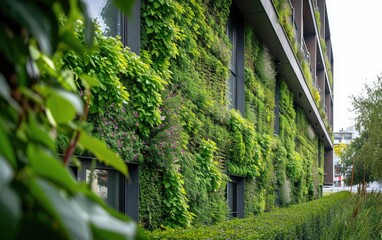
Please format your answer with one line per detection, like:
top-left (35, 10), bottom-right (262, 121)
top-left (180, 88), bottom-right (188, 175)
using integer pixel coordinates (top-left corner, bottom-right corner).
top-left (326, 0), bottom-right (382, 131)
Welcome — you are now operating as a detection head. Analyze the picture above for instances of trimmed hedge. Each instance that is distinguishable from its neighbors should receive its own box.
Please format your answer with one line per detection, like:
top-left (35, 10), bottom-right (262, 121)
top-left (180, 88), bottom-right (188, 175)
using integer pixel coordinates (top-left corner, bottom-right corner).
top-left (149, 191), bottom-right (350, 239)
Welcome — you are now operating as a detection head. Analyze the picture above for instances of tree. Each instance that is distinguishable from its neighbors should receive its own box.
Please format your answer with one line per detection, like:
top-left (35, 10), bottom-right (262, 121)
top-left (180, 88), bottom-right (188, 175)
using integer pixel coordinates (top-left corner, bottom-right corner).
top-left (340, 135), bottom-right (373, 193)
top-left (351, 75), bottom-right (382, 182)
top-left (334, 143), bottom-right (347, 159)
top-left (0, 0), bottom-right (143, 239)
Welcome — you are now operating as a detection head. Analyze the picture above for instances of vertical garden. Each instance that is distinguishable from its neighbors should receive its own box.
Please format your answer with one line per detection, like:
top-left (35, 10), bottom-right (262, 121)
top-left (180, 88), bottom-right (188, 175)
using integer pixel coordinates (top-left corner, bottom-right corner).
top-left (56, 0), bottom-right (326, 230)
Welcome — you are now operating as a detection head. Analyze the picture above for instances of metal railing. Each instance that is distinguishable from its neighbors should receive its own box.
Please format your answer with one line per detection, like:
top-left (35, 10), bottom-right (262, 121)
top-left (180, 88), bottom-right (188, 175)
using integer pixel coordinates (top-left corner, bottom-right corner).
top-left (301, 38), bottom-right (310, 65)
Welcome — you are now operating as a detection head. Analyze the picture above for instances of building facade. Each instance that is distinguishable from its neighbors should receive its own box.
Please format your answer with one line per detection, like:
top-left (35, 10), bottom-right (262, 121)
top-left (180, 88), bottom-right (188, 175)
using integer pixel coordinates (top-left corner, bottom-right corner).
top-left (69, 0), bottom-right (335, 229)
top-left (333, 126), bottom-right (359, 187)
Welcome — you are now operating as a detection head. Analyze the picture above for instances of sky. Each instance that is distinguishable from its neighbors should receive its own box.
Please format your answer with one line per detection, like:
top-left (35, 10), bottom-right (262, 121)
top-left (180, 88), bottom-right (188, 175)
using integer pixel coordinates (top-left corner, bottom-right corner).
top-left (326, 0), bottom-right (382, 131)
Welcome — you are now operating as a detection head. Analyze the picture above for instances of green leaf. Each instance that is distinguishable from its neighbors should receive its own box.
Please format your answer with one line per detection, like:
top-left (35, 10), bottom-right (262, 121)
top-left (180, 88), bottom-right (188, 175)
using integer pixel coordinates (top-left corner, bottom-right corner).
top-left (79, 74), bottom-right (99, 88)
top-left (111, 0), bottom-right (136, 17)
top-left (0, 156), bottom-right (13, 187)
top-left (0, 185), bottom-right (21, 240)
top-left (36, 178), bottom-right (91, 240)
top-left (78, 131), bottom-right (128, 176)
top-left (74, 194), bottom-right (137, 238)
top-left (0, 73), bottom-right (21, 113)
top-left (61, 30), bottom-right (86, 57)
top-left (28, 112), bottom-right (55, 151)
top-left (4, 0), bottom-right (54, 54)
top-left (163, 180), bottom-right (170, 189)
top-left (27, 144), bottom-right (78, 193)
top-left (153, 2), bottom-right (160, 9)
top-left (0, 120), bottom-right (16, 167)
top-left (61, 70), bottom-right (77, 91)
top-left (47, 89), bottom-right (83, 124)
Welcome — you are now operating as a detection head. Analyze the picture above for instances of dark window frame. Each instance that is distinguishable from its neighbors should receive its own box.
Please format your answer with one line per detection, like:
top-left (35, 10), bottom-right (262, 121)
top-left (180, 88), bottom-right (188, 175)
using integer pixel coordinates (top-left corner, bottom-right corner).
top-left (83, 0), bottom-right (141, 54)
top-left (226, 175), bottom-right (245, 218)
top-left (227, 5), bottom-right (245, 115)
top-left (69, 157), bottom-right (139, 222)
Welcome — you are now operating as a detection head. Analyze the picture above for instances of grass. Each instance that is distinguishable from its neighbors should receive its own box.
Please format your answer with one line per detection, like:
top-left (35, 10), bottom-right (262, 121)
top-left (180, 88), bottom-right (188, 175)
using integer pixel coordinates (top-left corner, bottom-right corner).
top-left (320, 192), bottom-right (382, 240)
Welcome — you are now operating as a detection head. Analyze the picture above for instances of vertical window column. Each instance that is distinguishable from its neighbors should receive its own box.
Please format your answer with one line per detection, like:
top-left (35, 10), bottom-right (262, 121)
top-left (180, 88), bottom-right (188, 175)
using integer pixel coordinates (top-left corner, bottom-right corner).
top-left (227, 17), bottom-right (237, 110)
top-left (227, 6), bottom-right (245, 115)
top-left (227, 176), bottom-right (244, 218)
top-left (124, 163), bottom-right (139, 222)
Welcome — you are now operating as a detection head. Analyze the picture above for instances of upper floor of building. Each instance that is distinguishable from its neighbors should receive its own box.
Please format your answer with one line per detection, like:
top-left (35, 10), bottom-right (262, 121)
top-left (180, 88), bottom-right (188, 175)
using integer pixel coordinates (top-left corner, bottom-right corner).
top-left (234, 0), bottom-right (334, 149)
top-left (81, 0), bottom-right (334, 149)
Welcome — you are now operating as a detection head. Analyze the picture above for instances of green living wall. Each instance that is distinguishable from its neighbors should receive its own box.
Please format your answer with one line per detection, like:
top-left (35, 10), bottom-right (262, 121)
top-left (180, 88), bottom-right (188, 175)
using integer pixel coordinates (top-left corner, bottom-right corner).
top-left (57, 0), bottom-right (325, 230)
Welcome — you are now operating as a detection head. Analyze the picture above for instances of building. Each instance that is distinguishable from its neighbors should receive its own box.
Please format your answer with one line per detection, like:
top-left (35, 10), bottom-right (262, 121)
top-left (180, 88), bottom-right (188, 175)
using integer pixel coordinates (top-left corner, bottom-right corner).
top-left (73, 0), bottom-right (335, 229)
top-left (333, 126), bottom-right (359, 187)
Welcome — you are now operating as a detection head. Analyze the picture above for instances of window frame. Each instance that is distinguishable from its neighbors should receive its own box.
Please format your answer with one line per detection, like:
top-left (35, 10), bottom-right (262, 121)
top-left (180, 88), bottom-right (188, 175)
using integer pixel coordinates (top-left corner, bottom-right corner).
top-left (69, 157), bottom-right (139, 222)
top-left (227, 5), bottom-right (245, 115)
top-left (83, 0), bottom-right (141, 54)
top-left (226, 175), bottom-right (245, 218)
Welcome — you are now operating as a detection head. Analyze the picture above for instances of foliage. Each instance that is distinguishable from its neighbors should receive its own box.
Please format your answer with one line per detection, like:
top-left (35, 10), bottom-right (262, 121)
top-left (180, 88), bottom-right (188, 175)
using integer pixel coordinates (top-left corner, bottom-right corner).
top-left (44, 0), bottom-right (332, 230)
top-left (162, 166), bottom-right (194, 228)
top-left (334, 142), bottom-right (347, 159)
top-left (196, 139), bottom-right (225, 192)
top-left (90, 103), bottom-right (144, 163)
top-left (62, 23), bottom-right (166, 137)
top-left (273, 0), bottom-right (333, 137)
top-left (276, 80), bottom-right (323, 204)
top-left (0, 0), bottom-right (143, 239)
top-left (340, 135), bottom-right (374, 189)
top-left (140, 0), bottom-right (232, 228)
top-left (228, 110), bottom-right (263, 177)
top-left (138, 164), bottom-right (165, 230)
top-left (60, 22), bottom-right (130, 114)
top-left (320, 192), bottom-right (382, 240)
top-left (149, 192), bottom-right (351, 239)
top-left (275, 0), bottom-right (298, 53)
top-left (141, 0), bottom-right (181, 80)
top-left (349, 76), bottom-right (382, 182)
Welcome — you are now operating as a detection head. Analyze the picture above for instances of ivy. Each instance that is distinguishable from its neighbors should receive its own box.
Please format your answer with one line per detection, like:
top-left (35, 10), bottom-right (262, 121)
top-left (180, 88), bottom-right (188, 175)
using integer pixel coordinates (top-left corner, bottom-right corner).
top-left (0, 0), bottom-right (141, 238)
top-left (162, 166), bottom-right (194, 228)
top-left (62, 23), bottom-right (165, 137)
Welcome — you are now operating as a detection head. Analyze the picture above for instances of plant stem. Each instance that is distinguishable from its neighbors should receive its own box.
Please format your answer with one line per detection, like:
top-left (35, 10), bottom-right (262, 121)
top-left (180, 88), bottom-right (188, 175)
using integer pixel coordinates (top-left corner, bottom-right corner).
top-left (62, 88), bottom-right (91, 165)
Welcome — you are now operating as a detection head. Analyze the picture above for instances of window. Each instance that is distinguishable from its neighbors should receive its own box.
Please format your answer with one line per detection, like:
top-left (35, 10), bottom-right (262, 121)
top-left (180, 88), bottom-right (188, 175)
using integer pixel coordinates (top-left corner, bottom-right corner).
top-left (70, 159), bottom-right (139, 222)
top-left (343, 133), bottom-right (352, 140)
top-left (226, 176), bottom-right (244, 218)
top-left (227, 17), bottom-right (237, 109)
top-left (86, 168), bottom-right (121, 209)
top-left (83, 0), bottom-right (121, 37)
top-left (83, 0), bottom-right (141, 54)
top-left (226, 6), bottom-right (244, 114)
top-left (333, 133), bottom-right (341, 140)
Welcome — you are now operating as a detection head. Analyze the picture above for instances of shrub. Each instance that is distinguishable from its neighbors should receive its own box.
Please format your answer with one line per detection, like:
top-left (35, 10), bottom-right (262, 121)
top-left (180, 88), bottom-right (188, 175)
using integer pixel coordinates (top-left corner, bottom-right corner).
top-left (149, 191), bottom-right (351, 239)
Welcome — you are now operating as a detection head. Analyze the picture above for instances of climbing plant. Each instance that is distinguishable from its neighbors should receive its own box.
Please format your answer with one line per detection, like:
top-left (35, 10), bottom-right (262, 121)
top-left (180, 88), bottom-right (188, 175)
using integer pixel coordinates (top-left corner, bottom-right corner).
top-left (0, 0), bottom-right (142, 239)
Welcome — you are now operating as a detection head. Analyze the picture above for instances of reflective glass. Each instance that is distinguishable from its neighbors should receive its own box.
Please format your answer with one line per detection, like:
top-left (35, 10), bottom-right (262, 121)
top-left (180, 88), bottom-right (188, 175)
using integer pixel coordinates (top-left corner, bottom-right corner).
top-left (83, 0), bottom-right (121, 36)
top-left (86, 168), bottom-right (120, 209)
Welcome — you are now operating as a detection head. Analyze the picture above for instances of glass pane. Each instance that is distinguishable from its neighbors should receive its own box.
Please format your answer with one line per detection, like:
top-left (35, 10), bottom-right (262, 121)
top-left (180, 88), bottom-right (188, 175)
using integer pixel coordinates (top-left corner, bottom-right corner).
top-left (344, 133), bottom-right (352, 140)
top-left (69, 166), bottom-right (78, 179)
top-left (227, 181), bottom-right (237, 217)
top-left (83, 0), bottom-right (121, 36)
top-left (227, 72), bottom-right (237, 109)
top-left (227, 18), bottom-right (237, 73)
top-left (86, 168), bottom-right (120, 209)
top-left (333, 133), bottom-right (341, 140)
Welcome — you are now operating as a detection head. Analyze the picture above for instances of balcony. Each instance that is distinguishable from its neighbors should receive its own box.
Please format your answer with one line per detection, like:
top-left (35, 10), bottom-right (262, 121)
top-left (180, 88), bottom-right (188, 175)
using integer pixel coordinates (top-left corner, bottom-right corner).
top-left (234, 0), bottom-right (332, 149)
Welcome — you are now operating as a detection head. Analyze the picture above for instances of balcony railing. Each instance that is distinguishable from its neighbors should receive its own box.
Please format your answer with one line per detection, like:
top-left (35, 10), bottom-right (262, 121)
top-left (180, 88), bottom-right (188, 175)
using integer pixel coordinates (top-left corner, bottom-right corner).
top-left (314, 75), bottom-right (318, 89)
top-left (301, 38), bottom-right (310, 65)
top-left (312, 0), bottom-right (318, 9)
